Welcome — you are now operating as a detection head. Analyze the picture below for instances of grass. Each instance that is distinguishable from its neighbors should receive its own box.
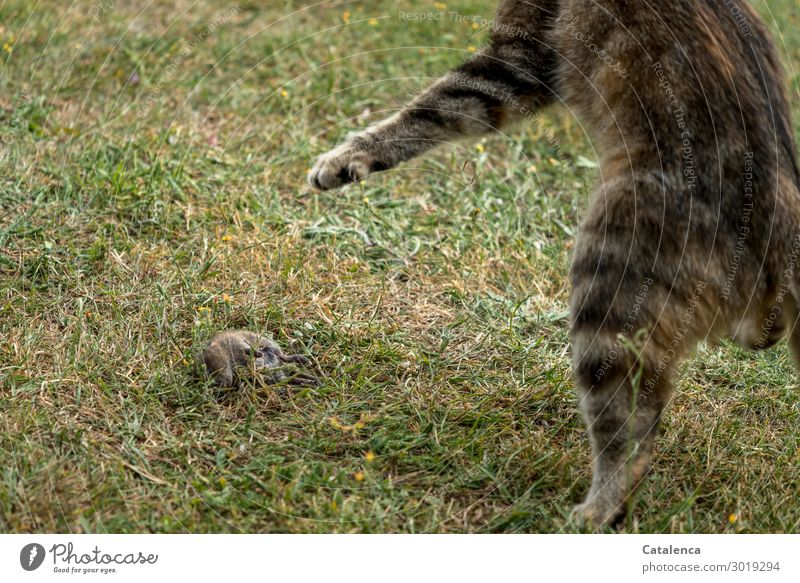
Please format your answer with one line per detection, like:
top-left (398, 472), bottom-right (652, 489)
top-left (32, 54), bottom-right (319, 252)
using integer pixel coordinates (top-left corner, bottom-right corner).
top-left (0, 0), bottom-right (799, 534)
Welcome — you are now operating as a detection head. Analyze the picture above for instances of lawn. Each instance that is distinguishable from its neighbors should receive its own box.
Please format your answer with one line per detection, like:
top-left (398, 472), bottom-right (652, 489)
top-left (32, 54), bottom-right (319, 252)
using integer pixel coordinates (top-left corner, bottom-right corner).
top-left (1, 0), bottom-right (799, 533)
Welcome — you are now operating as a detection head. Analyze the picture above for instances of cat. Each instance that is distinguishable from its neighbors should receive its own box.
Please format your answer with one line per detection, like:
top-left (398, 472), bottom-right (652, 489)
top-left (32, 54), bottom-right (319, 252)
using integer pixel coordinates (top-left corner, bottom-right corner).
top-left (309, 0), bottom-right (800, 527)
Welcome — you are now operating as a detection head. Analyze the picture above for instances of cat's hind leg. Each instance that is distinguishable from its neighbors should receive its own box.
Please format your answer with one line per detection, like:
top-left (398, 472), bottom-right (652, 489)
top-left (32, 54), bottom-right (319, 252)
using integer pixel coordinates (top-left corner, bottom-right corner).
top-left (568, 181), bottom-right (703, 527)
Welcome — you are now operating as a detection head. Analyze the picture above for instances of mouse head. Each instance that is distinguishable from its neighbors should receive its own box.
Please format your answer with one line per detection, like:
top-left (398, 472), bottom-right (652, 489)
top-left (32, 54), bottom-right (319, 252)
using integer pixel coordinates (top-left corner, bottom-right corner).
top-left (250, 339), bottom-right (283, 369)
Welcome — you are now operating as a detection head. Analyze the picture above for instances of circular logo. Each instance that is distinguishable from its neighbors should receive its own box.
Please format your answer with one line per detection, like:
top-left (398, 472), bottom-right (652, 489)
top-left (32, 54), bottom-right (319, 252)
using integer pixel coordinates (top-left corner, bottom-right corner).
top-left (20, 543), bottom-right (46, 571)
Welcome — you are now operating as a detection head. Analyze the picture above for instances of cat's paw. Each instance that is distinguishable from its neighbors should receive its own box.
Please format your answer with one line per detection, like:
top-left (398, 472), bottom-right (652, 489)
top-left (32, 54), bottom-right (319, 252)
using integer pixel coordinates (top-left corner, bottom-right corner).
top-left (308, 142), bottom-right (376, 190)
top-left (570, 499), bottom-right (623, 530)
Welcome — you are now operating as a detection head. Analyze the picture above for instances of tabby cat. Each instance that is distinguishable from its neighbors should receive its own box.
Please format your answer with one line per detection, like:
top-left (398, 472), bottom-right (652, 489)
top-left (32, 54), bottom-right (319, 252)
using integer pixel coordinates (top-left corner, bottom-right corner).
top-left (309, 0), bottom-right (800, 527)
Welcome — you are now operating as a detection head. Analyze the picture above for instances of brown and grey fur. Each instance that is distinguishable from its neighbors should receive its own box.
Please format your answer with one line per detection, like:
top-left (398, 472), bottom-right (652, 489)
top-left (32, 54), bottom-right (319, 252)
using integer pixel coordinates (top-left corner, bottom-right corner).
top-left (309, 0), bottom-right (800, 527)
top-left (201, 330), bottom-right (316, 388)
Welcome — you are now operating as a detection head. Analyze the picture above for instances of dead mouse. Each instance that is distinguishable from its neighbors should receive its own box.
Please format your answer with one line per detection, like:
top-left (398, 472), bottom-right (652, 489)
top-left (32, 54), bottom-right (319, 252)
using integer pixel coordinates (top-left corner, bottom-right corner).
top-left (201, 330), bottom-right (317, 388)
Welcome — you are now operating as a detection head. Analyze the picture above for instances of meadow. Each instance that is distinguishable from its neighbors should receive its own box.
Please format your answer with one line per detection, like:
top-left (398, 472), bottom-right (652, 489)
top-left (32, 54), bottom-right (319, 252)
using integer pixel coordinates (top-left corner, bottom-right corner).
top-left (1, 0), bottom-right (798, 533)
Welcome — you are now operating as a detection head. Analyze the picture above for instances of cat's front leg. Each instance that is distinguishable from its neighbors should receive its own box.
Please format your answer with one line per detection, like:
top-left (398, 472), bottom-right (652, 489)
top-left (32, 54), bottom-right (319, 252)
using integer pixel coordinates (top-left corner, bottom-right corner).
top-left (309, 108), bottom-right (430, 190)
top-left (309, 0), bottom-right (558, 191)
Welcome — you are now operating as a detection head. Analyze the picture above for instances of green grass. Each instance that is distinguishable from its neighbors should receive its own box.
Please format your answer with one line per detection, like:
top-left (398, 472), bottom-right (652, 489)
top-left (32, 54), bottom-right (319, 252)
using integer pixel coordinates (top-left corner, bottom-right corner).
top-left (1, 0), bottom-right (799, 533)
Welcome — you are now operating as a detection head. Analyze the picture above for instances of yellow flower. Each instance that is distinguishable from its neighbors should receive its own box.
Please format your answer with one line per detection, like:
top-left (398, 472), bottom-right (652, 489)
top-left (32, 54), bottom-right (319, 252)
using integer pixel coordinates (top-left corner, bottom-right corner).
top-left (728, 514), bottom-right (737, 524)
top-left (221, 234), bottom-right (233, 242)
top-left (197, 306), bottom-right (211, 313)
top-left (364, 451), bottom-right (376, 463)
top-left (475, 143), bottom-right (485, 153)
top-left (467, 46), bottom-right (477, 53)
top-left (280, 88), bottom-right (289, 98)
top-left (528, 165), bottom-right (538, 173)
top-left (222, 293), bottom-right (232, 303)
top-left (434, 2), bottom-right (447, 9)
top-left (472, 22), bottom-right (480, 30)
top-left (368, 18), bottom-right (379, 26)
top-left (342, 10), bottom-right (351, 23)
top-left (329, 413), bottom-right (374, 434)
top-left (3, 42), bottom-right (12, 54)
top-left (362, 196), bottom-right (370, 204)
top-left (354, 471), bottom-right (365, 482)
